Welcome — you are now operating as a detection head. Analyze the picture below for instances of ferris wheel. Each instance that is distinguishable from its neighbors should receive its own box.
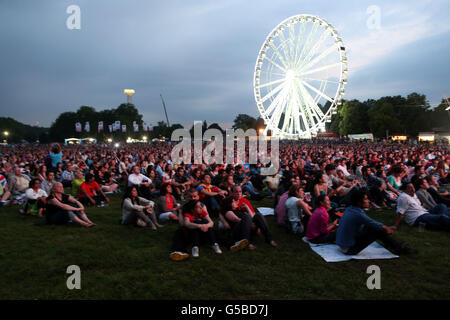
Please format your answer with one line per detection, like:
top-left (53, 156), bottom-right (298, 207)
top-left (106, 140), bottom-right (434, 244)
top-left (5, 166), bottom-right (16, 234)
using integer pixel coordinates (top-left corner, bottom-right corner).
top-left (254, 14), bottom-right (348, 139)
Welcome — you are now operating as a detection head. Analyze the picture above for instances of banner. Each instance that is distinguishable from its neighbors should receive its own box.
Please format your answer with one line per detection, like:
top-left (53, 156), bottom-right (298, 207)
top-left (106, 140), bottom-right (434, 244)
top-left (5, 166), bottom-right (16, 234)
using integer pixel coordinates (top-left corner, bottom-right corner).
top-left (142, 122), bottom-right (147, 131)
top-left (114, 121), bottom-right (121, 131)
top-left (122, 124), bottom-right (126, 133)
top-left (84, 121), bottom-right (90, 132)
top-left (133, 121), bottom-right (138, 132)
top-left (108, 125), bottom-right (113, 133)
top-left (98, 121), bottom-right (104, 132)
top-left (148, 124), bottom-right (153, 131)
top-left (75, 122), bottom-right (82, 132)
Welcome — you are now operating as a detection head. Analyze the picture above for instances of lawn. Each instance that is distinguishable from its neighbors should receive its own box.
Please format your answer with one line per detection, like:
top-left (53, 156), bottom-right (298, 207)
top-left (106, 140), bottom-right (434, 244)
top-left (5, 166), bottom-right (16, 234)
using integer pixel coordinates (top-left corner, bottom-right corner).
top-left (1, 194), bottom-right (449, 300)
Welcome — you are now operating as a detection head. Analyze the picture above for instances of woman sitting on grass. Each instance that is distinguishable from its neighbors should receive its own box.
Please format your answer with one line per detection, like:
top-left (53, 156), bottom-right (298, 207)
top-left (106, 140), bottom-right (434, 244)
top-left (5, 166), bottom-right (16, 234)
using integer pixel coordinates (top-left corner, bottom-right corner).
top-left (121, 186), bottom-right (161, 229)
top-left (219, 196), bottom-right (251, 252)
top-left (182, 199), bottom-right (222, 258)
top-left (306, 195), bottom-right (338, 244)
top-left (156, 183), bottom-right (180, 223)
top-left (23, 178), bottom-right (48, 217)
top-left (46, 182), bottom-right (95, 227)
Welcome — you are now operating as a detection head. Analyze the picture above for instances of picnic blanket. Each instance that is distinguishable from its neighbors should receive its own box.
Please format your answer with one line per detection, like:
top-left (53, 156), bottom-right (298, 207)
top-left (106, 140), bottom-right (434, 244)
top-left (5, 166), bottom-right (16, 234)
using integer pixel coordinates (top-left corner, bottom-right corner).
top-left (302, 237), bottom-right (399, 262)
top-left (257, 207), bottom-right (274, 216)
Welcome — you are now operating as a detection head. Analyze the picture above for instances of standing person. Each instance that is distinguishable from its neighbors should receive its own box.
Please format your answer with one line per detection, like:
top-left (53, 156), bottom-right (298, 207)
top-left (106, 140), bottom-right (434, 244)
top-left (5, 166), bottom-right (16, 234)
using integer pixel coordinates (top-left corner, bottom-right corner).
top-left (306, 195), bottom-right (338, 244)
top-left (49, 143), bottom-right (63, 171)
top-left (46, 183), bottom-right (95, 227)
top-left (336, 189), bottom-right (417, 255)
top-left (182, 200), bottom-right (222, 258)
top-left (121, 186), bottom-right (160, 229)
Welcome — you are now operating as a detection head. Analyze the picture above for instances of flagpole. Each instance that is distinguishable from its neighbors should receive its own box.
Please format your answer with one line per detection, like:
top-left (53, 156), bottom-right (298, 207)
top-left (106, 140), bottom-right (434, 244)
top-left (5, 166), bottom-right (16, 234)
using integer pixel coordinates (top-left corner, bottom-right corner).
top-left (160, 94), bottom-right (170, 127)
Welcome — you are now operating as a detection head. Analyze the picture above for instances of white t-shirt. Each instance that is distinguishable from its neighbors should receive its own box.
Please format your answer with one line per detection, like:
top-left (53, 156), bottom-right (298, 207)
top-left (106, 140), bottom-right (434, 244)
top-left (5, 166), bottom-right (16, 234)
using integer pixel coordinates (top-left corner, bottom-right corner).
top-left (25, 188), bottom-right (48, 200)
top-left (336, 165), bottom-right (350, 177)
top-left (128, 173), bottom-right (152, 187)
top-left (396, 192), bottom-right (428, 226)
top-left (285, 197), bottom-right (301, 223)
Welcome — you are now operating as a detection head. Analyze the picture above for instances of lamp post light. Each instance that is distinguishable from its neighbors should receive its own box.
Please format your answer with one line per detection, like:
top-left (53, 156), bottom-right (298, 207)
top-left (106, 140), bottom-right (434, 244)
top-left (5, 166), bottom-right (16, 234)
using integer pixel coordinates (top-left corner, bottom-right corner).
top-left (3, 131), bottom-right (9, 143)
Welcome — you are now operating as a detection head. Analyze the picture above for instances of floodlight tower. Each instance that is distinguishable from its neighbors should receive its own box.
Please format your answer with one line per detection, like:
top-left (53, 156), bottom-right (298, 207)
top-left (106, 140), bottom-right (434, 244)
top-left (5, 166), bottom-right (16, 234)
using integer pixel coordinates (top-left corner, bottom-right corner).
top-left (124, 89), bottom-right (135, 104)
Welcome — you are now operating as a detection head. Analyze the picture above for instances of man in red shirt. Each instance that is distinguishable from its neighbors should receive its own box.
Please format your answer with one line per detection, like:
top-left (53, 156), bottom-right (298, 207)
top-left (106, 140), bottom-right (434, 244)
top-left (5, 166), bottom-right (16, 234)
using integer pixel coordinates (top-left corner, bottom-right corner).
top-left (78, 173), bottom-right (109, 206)
top-left (231, 186), bottom-right (277, 249)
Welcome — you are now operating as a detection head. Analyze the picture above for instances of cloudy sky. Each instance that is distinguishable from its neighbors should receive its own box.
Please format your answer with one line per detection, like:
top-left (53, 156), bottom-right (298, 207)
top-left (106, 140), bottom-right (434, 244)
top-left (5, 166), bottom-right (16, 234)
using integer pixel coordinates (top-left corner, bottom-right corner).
top-left (0, 0), bottom-right (449, 128)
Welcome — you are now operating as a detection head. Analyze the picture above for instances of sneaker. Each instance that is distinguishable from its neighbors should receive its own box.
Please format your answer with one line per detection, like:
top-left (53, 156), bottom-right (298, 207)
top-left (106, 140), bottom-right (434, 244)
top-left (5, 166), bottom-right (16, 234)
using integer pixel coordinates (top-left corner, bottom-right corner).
top-left (212, 243), bottom-right (222, 254)
top-left (192, 246), bottom-right (199, 258)
top-left (170, 251), bottom-right (189, 261)
top-left (230, 239), bottom-right (249, 253)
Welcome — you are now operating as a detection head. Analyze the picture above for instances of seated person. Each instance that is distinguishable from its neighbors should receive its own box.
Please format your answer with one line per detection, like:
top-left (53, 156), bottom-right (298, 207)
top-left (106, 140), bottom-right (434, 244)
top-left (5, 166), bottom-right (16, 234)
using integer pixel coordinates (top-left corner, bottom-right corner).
top-left (61, 165), bottom-right (75, 188)
top-left (46, 182), bottom-right (95, 227)
top-left (0, 173), bottom-right (11, 206)
top-left (285, 184), bottom-right (312, 234)
top-left (172, 166), bottom-right (191, 199)
top-left (415, 178), bottom-right (441, 211)
top-left (96, 168), bottom-right (119, 194)
top-left (306, 195), bottom-right (338, 244)
top-left (40, 171), bottom-right (56, 195)
top-left (231, 186), bottom-right (277, 249)
top-left (336, 189), bottom-right (417, 255)
top-left (197, 173), bottom-right (227, 218)
top-left (71, 170), bottom-right (85, 197)
top-left (78, 173), bottom-right (109, 206)
top-left (128, 165), bottom-right (153, 199)
top-left (23, 178), bottom-right (47, 217)
top-left (170, 188), bottom-right (202, 261)
top-left (425, 175), bottom-right (450, 207)
top-left (121, 186), bottom-right (160, 229)
top-left (182, 199), bottom-right (222, 258)
top-left (8, 167), bottom-right (31, 200)
top-left (219, 196), bottom-right (251, 252)
top-left (394, 182), bottom-right (450, 232)
top-left (156, 183), bottom-right (180, 223)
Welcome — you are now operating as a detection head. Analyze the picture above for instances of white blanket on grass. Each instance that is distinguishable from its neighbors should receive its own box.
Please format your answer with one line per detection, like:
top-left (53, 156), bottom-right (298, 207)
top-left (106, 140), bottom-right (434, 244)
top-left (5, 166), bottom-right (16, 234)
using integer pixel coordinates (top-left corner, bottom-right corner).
top-left (257, 207), bottom-right (274, 216)
top-left (302, 237), bottom-right (399, 262)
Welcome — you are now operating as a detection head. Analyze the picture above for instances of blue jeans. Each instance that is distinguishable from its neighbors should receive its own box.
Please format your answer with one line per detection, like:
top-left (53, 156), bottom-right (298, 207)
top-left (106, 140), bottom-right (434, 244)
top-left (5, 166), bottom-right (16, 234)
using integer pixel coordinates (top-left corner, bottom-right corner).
top-left (242, 181), bottom-right (259, 196)
top-left (414, 203), bottom-right (450, 231)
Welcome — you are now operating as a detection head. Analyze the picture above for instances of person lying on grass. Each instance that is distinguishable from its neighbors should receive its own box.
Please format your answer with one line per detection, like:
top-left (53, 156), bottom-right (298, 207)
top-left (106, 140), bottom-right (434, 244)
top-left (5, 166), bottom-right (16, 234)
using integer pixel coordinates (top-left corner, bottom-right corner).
top-left (121, 186), bottom-right (161, 230)
top-left (182, 199), bottom-right (222, 258)
top-left (45, 182), bottom-right (96, 227)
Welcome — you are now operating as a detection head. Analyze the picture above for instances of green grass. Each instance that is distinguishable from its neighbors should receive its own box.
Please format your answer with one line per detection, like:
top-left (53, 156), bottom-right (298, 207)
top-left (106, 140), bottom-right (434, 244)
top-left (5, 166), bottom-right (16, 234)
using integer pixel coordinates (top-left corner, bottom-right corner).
top-left (1, 194), bottom-right (450, 300)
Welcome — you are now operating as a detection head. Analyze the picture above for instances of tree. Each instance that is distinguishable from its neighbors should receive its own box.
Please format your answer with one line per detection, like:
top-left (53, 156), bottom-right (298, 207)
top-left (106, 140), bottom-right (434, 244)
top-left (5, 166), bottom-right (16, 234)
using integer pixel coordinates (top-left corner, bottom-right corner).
top-left (368, 102), bottom-right (400, 138)
top-left (232, 114), bottom-right (256, 131)
top-left (338, 100), bottom-right (369, 136)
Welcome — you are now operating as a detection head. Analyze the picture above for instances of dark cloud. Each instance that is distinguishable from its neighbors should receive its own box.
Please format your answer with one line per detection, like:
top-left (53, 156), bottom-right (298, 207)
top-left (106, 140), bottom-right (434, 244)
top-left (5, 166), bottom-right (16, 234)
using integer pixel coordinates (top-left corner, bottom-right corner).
top-left (0, 1), bottom-right (449, 127)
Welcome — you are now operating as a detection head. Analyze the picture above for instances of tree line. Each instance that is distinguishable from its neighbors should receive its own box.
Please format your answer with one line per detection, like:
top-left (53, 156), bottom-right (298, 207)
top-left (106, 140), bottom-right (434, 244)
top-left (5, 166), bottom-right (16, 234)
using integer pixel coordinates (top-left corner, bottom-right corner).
top-left (2, 92), bottom-right (448, 143)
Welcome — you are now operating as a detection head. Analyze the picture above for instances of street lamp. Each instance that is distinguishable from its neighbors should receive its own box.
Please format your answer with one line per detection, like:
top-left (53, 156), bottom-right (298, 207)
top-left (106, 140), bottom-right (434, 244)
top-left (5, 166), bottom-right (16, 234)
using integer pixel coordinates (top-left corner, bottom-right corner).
top-left (3, 131), bottom-right (8, 143)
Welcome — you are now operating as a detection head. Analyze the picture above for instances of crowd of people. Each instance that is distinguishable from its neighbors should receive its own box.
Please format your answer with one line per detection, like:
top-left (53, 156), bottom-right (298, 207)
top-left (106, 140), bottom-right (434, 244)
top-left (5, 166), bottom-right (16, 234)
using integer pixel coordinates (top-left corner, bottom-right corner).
top-left (1, 139), bottom-right (449, 260)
